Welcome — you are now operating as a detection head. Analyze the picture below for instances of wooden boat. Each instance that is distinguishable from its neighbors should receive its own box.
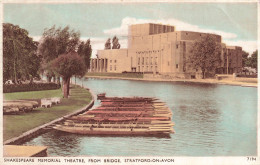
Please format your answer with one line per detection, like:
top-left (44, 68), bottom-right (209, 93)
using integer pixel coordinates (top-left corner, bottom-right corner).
top-left (53, 125), bottom-right (174, 135)
top-left (53, 96), bottom-right (174, 135)
top-left (63, 121), bottom-right (175, 128)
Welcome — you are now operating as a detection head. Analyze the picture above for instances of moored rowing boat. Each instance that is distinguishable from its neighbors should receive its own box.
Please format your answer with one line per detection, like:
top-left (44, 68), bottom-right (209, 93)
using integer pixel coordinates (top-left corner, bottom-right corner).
top-left (53, 95), bottom-right (175, 136)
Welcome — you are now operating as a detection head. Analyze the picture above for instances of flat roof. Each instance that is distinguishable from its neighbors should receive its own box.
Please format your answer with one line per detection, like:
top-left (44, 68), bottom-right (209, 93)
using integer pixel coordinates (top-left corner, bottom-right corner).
top-left (130, 23), bottom-right (175, 27)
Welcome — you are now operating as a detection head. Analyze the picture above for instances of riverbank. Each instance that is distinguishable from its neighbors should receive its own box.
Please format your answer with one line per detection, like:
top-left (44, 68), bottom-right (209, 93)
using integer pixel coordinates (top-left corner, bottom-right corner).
top-left (85, 75), bottom-right (258, 87)
top-left (3, 85), bottom-right (93, 142)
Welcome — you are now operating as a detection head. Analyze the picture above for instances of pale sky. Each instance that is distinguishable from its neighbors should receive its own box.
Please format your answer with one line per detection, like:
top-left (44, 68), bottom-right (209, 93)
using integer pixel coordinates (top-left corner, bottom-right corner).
top-left (3, 1), bottom-right (258, 56)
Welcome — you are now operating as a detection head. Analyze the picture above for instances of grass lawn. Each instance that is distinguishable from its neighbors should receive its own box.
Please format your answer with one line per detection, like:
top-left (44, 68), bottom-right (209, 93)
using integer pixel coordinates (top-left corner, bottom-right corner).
top-left (85, 72), bottom-right (143, 79)
top-left (3, 85), bottom-right (92, 141)
top-left (4, 89), bottom-right (63, 100)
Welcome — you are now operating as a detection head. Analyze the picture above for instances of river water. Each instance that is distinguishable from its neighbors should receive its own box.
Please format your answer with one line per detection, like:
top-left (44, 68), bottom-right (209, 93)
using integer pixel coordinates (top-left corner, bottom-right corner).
top-left (25, 78), bottom-right (257, 156)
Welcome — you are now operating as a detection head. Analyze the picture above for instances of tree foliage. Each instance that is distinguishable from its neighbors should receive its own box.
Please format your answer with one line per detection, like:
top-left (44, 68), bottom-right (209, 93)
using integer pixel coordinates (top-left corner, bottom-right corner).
top-left (78, 39), bottom-right (92, 70)
top-left (38, 25), bottom-right (80, 81)
top-left (246, 50), bottom-right (258, 69)
top-left (104, 38), bottom-right (111, 49)
top-left (52, 52), bottom-right (86, 98)
top-left (3, 23), bottom-right (40, 84)
top-left (189, 34), bottom-right (222, 78)
top-left (242, 51), bottom-right (249, 67)
top-left (112, 36), bottom-right (120, 49)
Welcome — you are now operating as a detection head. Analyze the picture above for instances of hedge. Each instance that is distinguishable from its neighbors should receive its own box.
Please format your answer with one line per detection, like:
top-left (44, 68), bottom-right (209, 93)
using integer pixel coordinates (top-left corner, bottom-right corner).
top-left (3, 83), bottom-right (61, 93)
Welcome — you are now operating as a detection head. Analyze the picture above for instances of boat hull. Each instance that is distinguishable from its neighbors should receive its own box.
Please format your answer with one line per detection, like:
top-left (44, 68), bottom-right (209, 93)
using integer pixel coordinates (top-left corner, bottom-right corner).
top-left (54, 126), bottom-right (174, 135)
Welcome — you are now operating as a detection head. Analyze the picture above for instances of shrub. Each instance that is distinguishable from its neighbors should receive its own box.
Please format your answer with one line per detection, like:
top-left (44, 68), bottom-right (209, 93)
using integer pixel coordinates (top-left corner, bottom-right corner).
top-left (3, 83), bottom-right (61, 93)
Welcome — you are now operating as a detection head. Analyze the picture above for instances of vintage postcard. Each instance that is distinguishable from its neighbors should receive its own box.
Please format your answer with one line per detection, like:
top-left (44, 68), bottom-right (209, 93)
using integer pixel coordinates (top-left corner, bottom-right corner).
top-left (1, 0), bottom-right (259, 165)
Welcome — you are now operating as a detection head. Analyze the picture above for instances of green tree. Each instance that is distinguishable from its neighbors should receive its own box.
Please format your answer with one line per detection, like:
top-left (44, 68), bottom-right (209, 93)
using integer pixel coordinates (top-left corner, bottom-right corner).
top-left (242, 51), bottom-right (249, 67)
top-left (3, 23), bottom-right (40, 84)
top-left (52, 52), bottom-right (86, 98)
top-left (189, 34), bottom-right (222, 79)
top-left (246, 50), bottom-right (257, 69)
top-left (78, 39), bottom-right (92, 70)
top-left (38, 25), bottom-right (80, 82)
top-left (112, 36), bottom-right (120, 49)
top-left (104, 38), bottom-right (111, 49)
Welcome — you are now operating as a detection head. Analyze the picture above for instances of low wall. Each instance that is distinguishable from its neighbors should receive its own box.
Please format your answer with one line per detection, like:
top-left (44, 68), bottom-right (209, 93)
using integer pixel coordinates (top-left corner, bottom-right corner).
top-left (4, 86), bottom-right (95, 145)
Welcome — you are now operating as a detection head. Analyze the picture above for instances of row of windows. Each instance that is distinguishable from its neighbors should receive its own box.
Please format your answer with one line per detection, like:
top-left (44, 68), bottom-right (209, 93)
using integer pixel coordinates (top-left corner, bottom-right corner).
top-left (136, 50), bottom-right (163, 54)
top-left (138, 57), bottom-right (158, 65)
top-left (137, 66), bottom-right (158, 72)
top-left (110, 65), bottom-right (116, 71)
top-left (167, 62), bottom-right (179, 68)
top-left (110, 60), bottom-right (117, 63)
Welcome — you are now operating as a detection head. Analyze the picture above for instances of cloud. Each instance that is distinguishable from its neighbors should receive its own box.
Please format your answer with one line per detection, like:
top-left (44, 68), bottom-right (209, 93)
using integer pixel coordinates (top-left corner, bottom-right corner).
top-left (31, 35), bottom-right (42, 41)
top-left (103, 17), bottom-right (237, 39)
top-left (223, 40), bottom-right (258, 55)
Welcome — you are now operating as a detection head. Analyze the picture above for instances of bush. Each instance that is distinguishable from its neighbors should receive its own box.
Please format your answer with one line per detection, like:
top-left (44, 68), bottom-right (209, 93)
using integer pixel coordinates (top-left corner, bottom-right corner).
top-left (3, 83), bottom-right (61, 93)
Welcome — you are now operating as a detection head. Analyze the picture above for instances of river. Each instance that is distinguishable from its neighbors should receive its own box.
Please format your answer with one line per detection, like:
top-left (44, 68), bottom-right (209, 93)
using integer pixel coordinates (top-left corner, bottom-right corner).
top-left (25, 78), bottom-right (257, 156)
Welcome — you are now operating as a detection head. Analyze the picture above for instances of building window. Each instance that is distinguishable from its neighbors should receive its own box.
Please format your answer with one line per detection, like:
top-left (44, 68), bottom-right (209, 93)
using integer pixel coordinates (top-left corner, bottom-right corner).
top-left (155, 66), bottom-right (158, 72)
top-left (176, 45), bottom-right (178, 49)
top-left (168, 62), bottom-right (170, 66)
top-left (151, 57), bottom-right (153, 64)
top-left (110, 60), bottom-right (112, 63)
top-left (146, 57), bottom-right (149, 64)
top-left (138, 57), bottom-right (140, 65)
top-left (176, 64), bottom-right (178, 68)
top-left (186, 32), bottom-right (188, 35)
top-left (142, 57), bottom-right (144, 65)
top-left (114, 65), bottom-right (116, 71)
top-left (146, 66), bottom-right (149, 71)
top-left (155, 57), bottom-right (158, 65)
top-left (114, 60), bottom-right (117, 63)
top-left (151, 66), bottom-right (153, 71)
top-left (110, 65), bottom-right (112, 71)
